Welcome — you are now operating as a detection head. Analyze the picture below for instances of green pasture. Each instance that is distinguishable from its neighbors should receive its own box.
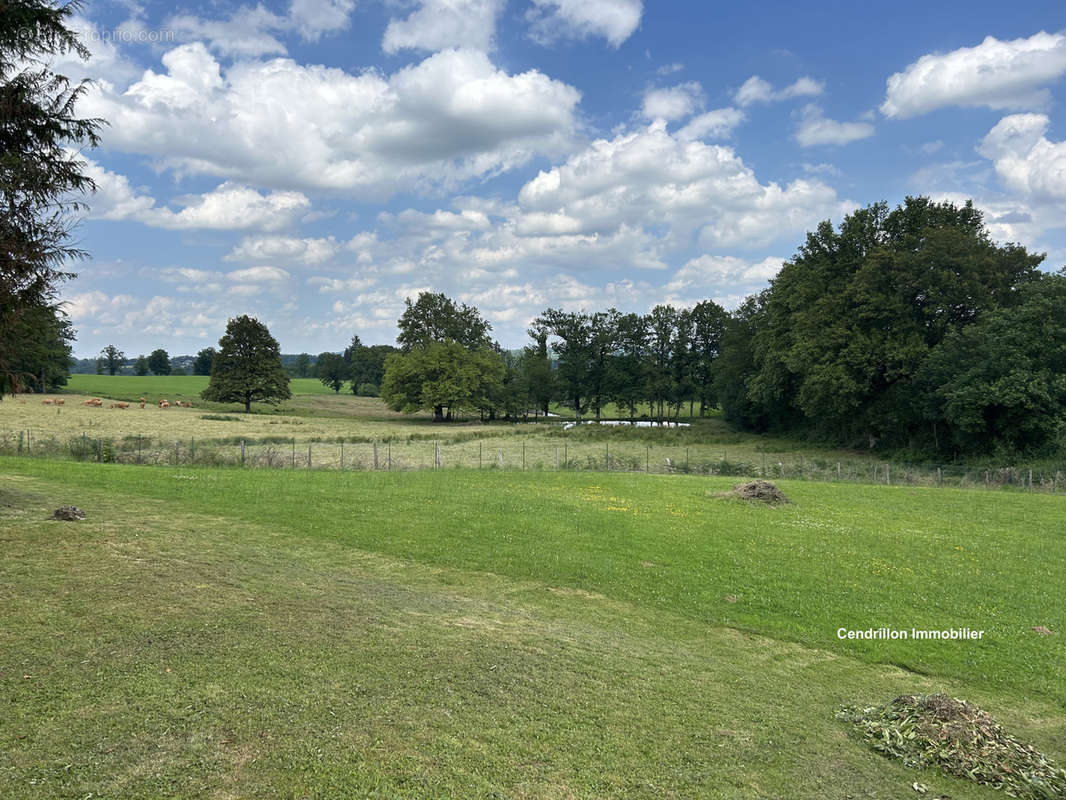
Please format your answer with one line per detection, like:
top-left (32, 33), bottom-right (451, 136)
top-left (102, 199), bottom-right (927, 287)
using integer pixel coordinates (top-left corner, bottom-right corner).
top-left (66, 374), bottom-right (343, 401)
top-left (1, 459), bottom-right (1063, 798)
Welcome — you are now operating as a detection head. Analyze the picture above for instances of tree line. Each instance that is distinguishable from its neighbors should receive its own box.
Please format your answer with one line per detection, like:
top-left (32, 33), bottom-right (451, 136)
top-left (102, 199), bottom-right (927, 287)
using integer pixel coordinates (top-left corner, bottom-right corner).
top-left (375, 198), bottom-right (1066, 458)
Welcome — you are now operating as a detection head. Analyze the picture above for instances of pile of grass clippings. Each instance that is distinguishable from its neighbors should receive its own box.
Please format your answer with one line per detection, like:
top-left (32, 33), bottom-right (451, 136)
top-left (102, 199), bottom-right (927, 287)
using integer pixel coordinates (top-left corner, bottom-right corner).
top-left (837, 694), bottom-right (1066, 799)
top-left (729, 480), bottom-right (790, 505)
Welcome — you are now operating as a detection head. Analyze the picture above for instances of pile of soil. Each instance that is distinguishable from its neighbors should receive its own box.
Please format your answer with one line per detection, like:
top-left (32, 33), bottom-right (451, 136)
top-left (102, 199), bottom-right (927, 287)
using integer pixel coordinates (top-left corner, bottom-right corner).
top-left (837, 694), bottom-right (1066, 799)
top-left (52, 506), bottom-right (85, 521)
top-left (730, 480), bottom-right (790, 505)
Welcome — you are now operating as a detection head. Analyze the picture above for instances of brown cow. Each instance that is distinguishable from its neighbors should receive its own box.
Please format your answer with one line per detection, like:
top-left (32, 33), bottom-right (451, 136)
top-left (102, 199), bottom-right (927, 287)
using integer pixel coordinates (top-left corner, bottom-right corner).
top-left (54, 398), bottom-right (64, 406)
top-left (42, 399), bottom-right (54, 405)
top-left (110, 402), bottom-right (130, 409)
top-left (159, 399), bottom-right (170, 409)
top-left (83, 398), bottom-right (103, 407)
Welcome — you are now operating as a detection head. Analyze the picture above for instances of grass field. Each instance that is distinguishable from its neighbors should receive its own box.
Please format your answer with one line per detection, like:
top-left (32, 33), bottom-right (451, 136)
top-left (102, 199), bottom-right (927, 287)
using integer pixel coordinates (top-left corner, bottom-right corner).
top-left (7, 375), bottom-right (1060, 492)
top-left (1, 458), bottom-right (1064, 798)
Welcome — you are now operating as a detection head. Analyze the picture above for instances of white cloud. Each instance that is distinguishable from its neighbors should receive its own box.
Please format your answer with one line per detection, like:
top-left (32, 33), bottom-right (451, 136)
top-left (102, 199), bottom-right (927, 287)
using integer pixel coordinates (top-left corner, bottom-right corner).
top-left (288, 0), bottom-right (356, 40)
top-left (881, 31), bottom-right (1066, 118)
top-left (657, 62), bottom-right (684, 76)
top-left (227, 236), bottom-right (341, 265)
top-left (227, 266), bottom-right (291, 282)
top-left (794, 105), bottom-right (875, 147)
top-left (83, 157), bottom-right (311, 231)
top-left (641, 82), bottom-right (703, 121)
top-left (677, 108), bottom-right (745, 141)
top-left (383, 0), bottom-right (502, 53)
top-left (518, 121), bottom-right (845, 250)
top-left (84, 45), bottom-right (581, 195)
top-left (734, 75), bottom-right (823, 106)
top-left (163, 0), bottom-right (354, 57)
top-left (527, 0), bottom-right (643, 48)
top-left (978, 113), bottom-right (1066, 201)
top-left (665, 255), bottom-right (785, 299)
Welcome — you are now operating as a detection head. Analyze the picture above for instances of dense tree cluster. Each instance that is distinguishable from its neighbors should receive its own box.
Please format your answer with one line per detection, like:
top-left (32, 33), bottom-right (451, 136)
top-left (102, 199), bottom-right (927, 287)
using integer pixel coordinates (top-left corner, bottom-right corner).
top-left (715, 197), bottom-right (1062, 457)
top-left (372, 198), bottom-right (1063, 458)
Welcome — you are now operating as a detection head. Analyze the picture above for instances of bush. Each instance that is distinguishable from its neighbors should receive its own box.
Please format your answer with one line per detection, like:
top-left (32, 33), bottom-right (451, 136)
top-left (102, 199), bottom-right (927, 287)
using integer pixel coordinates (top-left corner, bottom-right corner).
top-left (356, 382), bottom-right (379, 397)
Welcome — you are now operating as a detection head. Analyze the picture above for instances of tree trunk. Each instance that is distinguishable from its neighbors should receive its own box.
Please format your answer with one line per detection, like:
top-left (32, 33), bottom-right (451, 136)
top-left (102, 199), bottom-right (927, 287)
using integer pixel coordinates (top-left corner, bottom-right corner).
top-left (433, 404), bottom-right (444, 422)
top-left (244, 397), bottom-right (251, 413)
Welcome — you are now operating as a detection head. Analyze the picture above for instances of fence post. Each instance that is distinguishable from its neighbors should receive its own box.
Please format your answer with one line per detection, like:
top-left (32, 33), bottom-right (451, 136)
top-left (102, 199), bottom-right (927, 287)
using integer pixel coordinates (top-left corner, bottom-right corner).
top-left (292, 438), bottom-right (295, 469)
top-left (646, 446), bottom-right (650, 473)
top-left (886, 464), bottom-right (890, 485)
top-left (985, 470), bottom-right (990, 490)
top-left (18, 430), bottom-right (23, 455)
top-left (564, 443), bottom-right (567, 468)
top-left (435, 442), bottom-right (441, 469)
top-left (340, 441), bottom-right (344, 470)
top-left (83, 432), bottom-right (88, 460)
top-left (175, 440), bottom-right (180, 465)
top-left (373, 441), bottom-right (379, 470)
top-left (241, 440), bottom-right (246, 467)
top-left (479, 442), bottom-right (483, 469)
top-left (191, 437), bottom-right (195, 461)
top-left (836, 462), bottom-right (841, 481)
top-left (137, 434), bottom-right (141, 464)
top-left (1029, 469), bottom-right (1033, 491)
top-left (497, 448), bottom-right (503, 469)
top-left (388, 441), bottom-right (391, 470)
top-left (605, 443), bottom-right (609, 472)
top-left (97, 438), bottom-right (101, 463)
top-left (555, 446), bottom-right (559, 470)
top-left (522, 441), bottom-right (526, 470)
top-left (937, 467), bottom-right (942, 487)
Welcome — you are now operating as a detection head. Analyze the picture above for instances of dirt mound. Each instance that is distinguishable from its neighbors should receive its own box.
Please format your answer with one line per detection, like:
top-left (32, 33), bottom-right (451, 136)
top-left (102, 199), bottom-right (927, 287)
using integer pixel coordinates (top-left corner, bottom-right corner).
top-left (837, 694), bottom-right (1066, 799)
top-left (52, 506), bottom-right (85, 521)
top-left (731, 480), bottom-right (789, 505)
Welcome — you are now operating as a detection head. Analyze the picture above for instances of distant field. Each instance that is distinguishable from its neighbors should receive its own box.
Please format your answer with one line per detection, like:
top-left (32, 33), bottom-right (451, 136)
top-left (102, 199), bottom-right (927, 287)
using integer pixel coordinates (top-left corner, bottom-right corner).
top-left (1, 459), bottom-right (1063, 798)
top-left (66, 374), bottom-right (342, 400)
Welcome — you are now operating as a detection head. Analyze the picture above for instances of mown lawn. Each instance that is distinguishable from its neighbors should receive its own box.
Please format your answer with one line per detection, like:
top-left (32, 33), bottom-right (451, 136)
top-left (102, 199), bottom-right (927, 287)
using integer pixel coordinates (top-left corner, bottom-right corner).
top-left (1, 459), bottom-right (1063, 798)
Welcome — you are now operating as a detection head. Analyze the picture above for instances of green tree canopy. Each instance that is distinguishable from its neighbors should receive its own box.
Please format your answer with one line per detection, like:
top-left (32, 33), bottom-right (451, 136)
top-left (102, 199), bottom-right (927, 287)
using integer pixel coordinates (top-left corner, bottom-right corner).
top-left (316, 352), bottom-right (346, 393)
top-left (193, 347), bottom-right (216, 376)
top-left (1, 0), bottom-right (102, 396)
top-left (99, 344), bottom-right (124, 376)
top-left (397, 292), bottom-right (492, 351)
top-left (201, 315), bottom-right (291, 412)
top-left (916, 271), bottom-right (1066, 456)
top-left (134, 354), bottom-right (149, 376)
top-left (148, 348), bottom-right (171, 376)
top-left (381, 342), bottom-right (503, 422)
top-left (741, 197), bottom-right (1043, 447)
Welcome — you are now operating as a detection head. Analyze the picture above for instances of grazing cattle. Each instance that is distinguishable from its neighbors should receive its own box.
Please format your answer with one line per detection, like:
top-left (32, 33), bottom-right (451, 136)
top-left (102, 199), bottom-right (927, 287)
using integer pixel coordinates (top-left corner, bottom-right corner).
top-left (159, 399), bottom-right (170, 409)
top-left (42, 399), bottom-right (54, 405)
top-left (110, 402), bottom-right (130, 409)
top-left (54, 398), bottom-right (64, 406)
top-left (83, 398), bottom-right (103, 407)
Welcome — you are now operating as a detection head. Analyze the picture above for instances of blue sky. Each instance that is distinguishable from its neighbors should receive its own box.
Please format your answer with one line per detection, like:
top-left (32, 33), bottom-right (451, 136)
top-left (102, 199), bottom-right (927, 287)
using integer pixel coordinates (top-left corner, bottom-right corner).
top-left (57, 0), bottom-right (1066, 356)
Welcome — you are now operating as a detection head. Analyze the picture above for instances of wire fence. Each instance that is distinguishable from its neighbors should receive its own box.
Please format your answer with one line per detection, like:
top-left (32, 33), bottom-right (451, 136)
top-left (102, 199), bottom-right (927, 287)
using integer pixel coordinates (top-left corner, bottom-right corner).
top-left (2, 427), bottom-right (1065, 493)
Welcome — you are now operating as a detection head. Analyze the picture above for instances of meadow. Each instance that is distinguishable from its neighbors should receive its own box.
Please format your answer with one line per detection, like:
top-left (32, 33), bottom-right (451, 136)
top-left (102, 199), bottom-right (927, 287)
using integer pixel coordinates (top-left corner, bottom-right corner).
top-left (3, 375), bottom-right (1062, 489)
top-left (1, 458), bottom-right (1064, 798)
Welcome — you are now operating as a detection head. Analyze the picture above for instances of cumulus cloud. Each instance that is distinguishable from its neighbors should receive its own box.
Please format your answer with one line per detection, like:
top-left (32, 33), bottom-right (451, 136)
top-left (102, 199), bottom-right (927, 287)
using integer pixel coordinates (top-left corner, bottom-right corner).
top-left (164, 0), bottom-right (355, 57)
top-left (227, 236), bottom-right (342, 265)
top-left (518, 121), bottom-right (845, 250)
top-left (527, 0), bottom-right (643, 48)
top-left (734, 75), bottom-right (823, 106)
top-left (641, 82), bottom-right (703, 121)
top-left (794, 105), bottom-right (875, 147)
top-left (83, 45), bottom-right (581, 194)
top-left (677, 108), bottom-right (745, 141)
top-left (383, 0), bottom-right (502, 53)
top-left (82, 157), bottom-right (311, 231)
top-left (664, 255), bottom-right (785, 299)
top-left (978, 113), bottom-right (1066, 201)
top-left (227, 266), bottom-right (291, 282)
top-left (881, 31), bottom-right (1066, 118)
